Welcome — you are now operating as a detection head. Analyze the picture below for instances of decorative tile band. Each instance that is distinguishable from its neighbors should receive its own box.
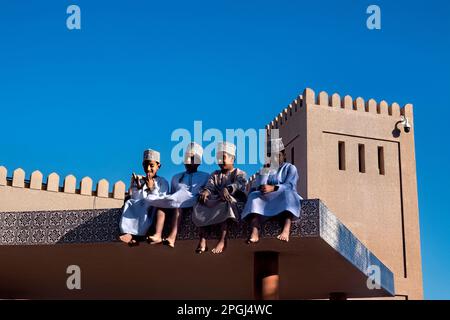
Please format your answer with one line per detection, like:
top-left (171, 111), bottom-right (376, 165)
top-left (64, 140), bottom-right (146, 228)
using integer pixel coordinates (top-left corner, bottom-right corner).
top-left (0, 199), bottom-right (321, 245)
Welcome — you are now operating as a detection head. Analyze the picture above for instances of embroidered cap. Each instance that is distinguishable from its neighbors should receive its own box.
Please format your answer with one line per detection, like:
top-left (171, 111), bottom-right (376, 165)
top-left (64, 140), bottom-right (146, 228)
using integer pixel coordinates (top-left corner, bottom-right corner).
top-left (217, 142), bottom-right (236, 156)
top-left (268, 138), bottom-right (285, 153)
top-left (184, 142), bottom-right (203, 164)
top-left (143, 149), bottom-right (161, 163)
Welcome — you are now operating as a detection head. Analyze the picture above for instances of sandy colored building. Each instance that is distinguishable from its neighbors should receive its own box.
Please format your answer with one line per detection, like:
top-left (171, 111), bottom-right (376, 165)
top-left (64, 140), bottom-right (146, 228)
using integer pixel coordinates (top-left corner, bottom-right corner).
top-left (0, 87), bottom-right (422, 300)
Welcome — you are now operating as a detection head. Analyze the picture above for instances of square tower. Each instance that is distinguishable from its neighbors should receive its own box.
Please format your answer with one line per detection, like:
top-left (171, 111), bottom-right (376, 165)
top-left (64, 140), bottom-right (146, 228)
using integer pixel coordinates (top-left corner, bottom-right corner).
top-left (267, 88), bottom-right (423, 299)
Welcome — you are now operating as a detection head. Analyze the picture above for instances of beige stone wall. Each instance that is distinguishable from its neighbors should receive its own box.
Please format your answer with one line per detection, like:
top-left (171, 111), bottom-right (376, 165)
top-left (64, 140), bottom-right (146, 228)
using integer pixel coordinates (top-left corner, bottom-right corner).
top-left (267, 88), bottom-right (423, 299)
top-left (0, 167), bottom-right (125, 212)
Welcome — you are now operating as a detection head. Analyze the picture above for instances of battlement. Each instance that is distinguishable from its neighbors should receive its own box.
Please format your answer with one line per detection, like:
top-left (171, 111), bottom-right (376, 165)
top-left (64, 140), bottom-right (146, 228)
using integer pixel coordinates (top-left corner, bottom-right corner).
top-left (0, 166), bottom-right (125, 199)
top-left (266, 88), bottom-right (414, 131)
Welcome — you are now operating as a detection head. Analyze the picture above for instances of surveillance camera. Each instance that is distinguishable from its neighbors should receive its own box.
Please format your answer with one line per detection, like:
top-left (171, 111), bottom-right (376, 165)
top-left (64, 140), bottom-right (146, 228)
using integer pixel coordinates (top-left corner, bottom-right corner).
top-left (400, 116), bottom-right (411, 133)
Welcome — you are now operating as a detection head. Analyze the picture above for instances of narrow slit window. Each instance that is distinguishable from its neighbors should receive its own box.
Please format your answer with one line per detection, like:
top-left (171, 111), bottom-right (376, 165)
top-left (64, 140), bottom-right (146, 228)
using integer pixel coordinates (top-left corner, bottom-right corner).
top-left (338, 141), bottom-right (345, 171)
top-left (378, 146), bottom-right (385, 175)
top-left (291, 147), bottom-right (295, 165)
top-left (358, 144), bottom-right (366, 173)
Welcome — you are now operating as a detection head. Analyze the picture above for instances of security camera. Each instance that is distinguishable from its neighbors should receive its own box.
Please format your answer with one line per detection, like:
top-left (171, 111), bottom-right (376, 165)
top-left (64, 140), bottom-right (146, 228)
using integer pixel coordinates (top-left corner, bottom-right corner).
top-left (400, 116), bottom-right (411, 133)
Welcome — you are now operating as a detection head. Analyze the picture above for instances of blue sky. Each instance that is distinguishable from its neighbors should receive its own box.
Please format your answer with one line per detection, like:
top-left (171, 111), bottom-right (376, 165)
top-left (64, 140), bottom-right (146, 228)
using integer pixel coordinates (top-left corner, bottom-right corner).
top-left (0, 0), bottom-right (449, 299)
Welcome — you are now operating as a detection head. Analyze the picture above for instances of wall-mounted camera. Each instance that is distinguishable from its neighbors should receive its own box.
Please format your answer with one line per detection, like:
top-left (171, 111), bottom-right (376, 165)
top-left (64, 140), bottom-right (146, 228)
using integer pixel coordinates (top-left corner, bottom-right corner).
top-left (400, 115), bottom-right (411, 133)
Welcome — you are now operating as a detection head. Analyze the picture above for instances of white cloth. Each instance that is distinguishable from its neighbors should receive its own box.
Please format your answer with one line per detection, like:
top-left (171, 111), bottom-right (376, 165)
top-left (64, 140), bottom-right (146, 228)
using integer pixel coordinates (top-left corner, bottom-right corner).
top-left (242, 162), bottom-right (302, 219)
top-left (170, 171), bottom-right (209, 208)
top-left (119, 176), bottom-right (169, 236)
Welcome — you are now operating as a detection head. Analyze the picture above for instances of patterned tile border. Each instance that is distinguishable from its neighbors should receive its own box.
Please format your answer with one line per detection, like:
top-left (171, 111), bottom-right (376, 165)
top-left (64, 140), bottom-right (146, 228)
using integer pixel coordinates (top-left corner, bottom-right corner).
top-left (0, 200), bottom-right (321, 245)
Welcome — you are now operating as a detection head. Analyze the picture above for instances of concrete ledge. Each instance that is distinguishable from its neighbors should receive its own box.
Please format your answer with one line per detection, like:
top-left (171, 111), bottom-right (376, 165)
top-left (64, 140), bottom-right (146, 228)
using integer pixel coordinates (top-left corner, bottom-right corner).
top-left (0, 199), bottom-right (395, 299)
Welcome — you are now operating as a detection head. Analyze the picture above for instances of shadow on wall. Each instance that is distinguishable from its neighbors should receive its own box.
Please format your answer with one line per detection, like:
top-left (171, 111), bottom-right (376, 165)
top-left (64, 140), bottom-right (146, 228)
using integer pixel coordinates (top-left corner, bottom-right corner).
top-left (56, 209), bottom-right (122, 244)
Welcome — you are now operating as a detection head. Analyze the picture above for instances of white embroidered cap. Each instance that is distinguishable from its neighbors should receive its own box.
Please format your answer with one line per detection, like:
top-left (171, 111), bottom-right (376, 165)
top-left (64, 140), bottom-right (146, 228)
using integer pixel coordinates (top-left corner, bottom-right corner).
top-left (184, 142), bottom-right (203, 164)
top-left (185, 142), bottom-right (203, 158)
top-left (143, 149), bottom-right (161, 163)
top-left (268, 138), bottom-right (285, 153)
top-left (217, 142), bottom-right (236, 156)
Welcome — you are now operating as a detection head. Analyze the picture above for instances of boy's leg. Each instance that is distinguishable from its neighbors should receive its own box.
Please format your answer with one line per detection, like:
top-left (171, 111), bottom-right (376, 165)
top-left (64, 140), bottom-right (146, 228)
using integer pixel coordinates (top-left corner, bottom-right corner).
top-left (277, 211), bottom-right (292, 242)
top-left (212, 220), bottom-right (228, 254)
top-left (148, 208), bottom-right (165, 244)
top-left (196, 227), bottom-right (208, 253)
top-left (247, 213), bottom-right (261, 244)
top-left (165, 208), bottom-right (181, 247)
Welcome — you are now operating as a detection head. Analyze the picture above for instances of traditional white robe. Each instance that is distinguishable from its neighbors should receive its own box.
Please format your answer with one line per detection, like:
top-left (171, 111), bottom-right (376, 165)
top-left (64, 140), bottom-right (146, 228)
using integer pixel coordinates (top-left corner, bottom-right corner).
top-left (242, 162), bottom-right (302, 219)
top-left (192, 168), bottom-right (247, 227)
top-left (170, 171), bottom-right (209, 208)
top-left (119, 176), bottom-right (169, 236)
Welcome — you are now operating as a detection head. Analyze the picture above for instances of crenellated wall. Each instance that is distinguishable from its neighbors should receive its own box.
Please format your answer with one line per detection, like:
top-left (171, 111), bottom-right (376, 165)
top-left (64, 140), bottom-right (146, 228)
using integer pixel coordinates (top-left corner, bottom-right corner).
top-left (264, 87), bottom-right (422, 300)
top-left (0, 166), bottom-right (125, 212)
top-left (0, 86), bottom-right (423, 299)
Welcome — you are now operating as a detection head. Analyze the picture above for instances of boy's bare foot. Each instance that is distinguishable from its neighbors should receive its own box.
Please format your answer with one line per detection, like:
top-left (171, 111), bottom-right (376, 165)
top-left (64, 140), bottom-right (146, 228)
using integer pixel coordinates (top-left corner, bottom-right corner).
top-left (147, 235), bottom-right (163, 244)
top-left (120, 234), bottom-right (138, 246)
top-left (163, 237), bottom-right (175, 248)
top-left (212, 240), bottom-right (226, 254)
top-left (277, 231), bottom-right (290, 242)
top-left (120, 234), bottom-right (132, 243)
top-left (246, 227), bottom-right (260, 244)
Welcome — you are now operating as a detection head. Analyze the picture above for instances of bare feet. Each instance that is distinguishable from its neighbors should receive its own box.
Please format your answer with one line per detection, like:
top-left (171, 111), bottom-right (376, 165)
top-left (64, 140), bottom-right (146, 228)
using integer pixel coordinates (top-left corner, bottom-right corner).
top-left (195, 238), bottom-right (207, 254)
top-left (246, 227), bottom-right (260, 244)
top-left (163, 237), bottom-right (175, 248)
top-left (119, 234), bottom-right (132, 243)
top-left (147, 235), bottom-right (163, 244)
top-left (277, 230), bottom-right (290, 242)
top-left (212, 240), bottom-right (226, 254)
top-left (119, 234), bottom-right (138, 246)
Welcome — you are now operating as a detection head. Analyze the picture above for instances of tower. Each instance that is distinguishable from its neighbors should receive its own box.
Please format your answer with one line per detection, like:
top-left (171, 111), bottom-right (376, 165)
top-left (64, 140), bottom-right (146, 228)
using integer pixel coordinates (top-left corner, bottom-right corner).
top-left (267, 88), bottom-right (423, 299)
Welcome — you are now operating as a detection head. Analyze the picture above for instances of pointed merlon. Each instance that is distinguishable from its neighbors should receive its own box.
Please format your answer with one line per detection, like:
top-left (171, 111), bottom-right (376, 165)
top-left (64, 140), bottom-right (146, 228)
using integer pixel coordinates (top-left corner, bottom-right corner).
top-left (113, 181), bottom-right (126, 200)
top-left (354, 97), bottom-right (365, 112)
top-left (302, 88), bottom-right (315, 107)
top-left (389, 102), bottom-right (401, 117)
top-left (0, 166), bottom-right (7, 186)
top-left (366, 99), bottom-right (377, 114)
top-left (47, 173), bottom-right (60, 192)
top-left (342, 95), bottom-right (353, 109)
top-left (331, 93), bottom-right (340, 107)
top-left (97, 179), bottom-right (109, 198)
top-left (378, 100), bottom-right (389, 115)
top-left (80, 176), bottom-right (93, 196)
top-left (12, 168), bottom-right (25, 188)
top-left (30, 170), bottom-right (43, 190)
top-left (318, 91), bottom-right (329, 106)
top-left (401, 103), bottom-right (414, 119)
top-left (63, 174), bottom-right (76, 194)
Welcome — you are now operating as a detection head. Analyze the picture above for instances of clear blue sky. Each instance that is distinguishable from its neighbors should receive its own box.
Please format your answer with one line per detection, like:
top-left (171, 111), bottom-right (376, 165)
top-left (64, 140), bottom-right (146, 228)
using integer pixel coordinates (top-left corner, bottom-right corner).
top-left (0, 0), bottom-right (449, 299)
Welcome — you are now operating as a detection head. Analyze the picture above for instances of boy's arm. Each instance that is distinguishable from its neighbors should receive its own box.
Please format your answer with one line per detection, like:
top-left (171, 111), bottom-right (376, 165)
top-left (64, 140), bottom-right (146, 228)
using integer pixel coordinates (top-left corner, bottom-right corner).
top-left (226, 171), bottom-right (247, 195)
top-left (202, 172), bottom-right (216, 195)
top-left (275, 164), bottom-right (298, 192)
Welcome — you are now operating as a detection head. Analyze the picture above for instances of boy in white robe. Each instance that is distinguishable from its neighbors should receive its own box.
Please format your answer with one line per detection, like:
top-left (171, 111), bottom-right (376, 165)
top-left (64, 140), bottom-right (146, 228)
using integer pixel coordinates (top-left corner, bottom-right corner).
top-left (161, 142), bottom-right (209, 248)
top-left (242, 138), bottom-right (302, 243)
top-left (119, 149), bottom-right (170, 245)
top-left (193, 142), bottom-right (247, 254)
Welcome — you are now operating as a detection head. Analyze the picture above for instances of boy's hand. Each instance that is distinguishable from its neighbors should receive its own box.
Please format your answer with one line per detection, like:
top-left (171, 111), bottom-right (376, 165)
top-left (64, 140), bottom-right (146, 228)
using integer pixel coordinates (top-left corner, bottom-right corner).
top-left (260, 184), bottom-right (275, 193)
top-left (145, 177), bottom-right (155, 191)
top-left (199, 190), bottom-right (210, 204)
top-left (220, 188), bottom-right (232, 202)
